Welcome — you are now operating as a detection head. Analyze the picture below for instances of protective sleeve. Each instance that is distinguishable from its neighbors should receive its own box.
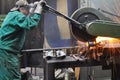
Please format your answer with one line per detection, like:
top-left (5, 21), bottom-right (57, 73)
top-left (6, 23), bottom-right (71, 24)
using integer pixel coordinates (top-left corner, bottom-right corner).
top-left (16, 13), bottom-right (41, 30)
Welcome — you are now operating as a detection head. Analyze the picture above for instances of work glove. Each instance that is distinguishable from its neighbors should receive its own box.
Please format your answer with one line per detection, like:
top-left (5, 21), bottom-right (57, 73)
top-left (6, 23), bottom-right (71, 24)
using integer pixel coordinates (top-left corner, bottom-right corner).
top-left (34, 0), bottom-right (46, 14)
top-left (28, 3), bottom-right (35, 16)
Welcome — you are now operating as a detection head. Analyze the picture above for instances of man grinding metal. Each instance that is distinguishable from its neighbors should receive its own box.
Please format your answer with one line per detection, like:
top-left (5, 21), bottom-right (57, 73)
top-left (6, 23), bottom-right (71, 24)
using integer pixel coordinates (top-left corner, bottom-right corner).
top-left (0, 0), bottom-right (45, 79)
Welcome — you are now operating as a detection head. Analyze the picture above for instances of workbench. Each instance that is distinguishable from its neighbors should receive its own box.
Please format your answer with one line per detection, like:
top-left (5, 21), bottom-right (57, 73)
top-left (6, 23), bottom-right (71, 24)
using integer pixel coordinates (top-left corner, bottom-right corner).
top-left (44, 56), bottom-right (102, 80)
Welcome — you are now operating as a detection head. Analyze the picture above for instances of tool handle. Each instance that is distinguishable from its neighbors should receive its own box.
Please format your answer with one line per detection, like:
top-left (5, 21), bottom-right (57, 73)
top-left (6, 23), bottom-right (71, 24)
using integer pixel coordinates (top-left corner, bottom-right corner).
top-left (42, 4), bottom-right (83, 29)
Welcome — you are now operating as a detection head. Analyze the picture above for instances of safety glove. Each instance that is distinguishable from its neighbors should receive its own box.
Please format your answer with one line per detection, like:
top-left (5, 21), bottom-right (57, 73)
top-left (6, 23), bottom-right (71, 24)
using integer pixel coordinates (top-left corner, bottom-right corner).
top-left (34, 0), bottom-right (46, 14)
top-left (28, 3), bottom-right (35, 16)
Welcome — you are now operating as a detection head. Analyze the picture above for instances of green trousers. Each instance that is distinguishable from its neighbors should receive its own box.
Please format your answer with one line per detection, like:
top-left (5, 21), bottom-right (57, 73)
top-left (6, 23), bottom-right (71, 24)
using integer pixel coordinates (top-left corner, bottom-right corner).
top-left (0, 49), bottom-right (21, 80)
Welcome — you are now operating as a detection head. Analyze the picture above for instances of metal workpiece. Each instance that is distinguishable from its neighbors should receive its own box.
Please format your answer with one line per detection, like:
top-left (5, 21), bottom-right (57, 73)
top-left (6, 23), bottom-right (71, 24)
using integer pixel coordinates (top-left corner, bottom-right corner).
top-left (44, 50), bottom-right (66, 59)
top-left (21, 46), bottom-right (80, 52)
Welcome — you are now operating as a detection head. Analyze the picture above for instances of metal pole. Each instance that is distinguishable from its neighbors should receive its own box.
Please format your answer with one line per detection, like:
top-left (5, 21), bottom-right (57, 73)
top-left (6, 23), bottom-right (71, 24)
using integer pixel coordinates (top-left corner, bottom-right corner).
top-left (43, 4), bottom-right (83, 29)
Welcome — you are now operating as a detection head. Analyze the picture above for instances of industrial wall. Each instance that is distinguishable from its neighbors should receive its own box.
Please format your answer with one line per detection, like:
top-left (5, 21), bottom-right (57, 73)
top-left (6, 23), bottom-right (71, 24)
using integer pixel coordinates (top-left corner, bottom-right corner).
top-left (80, 0), bottom-right (120, 22)
top-left (43, 0), bottom-right (78, 48)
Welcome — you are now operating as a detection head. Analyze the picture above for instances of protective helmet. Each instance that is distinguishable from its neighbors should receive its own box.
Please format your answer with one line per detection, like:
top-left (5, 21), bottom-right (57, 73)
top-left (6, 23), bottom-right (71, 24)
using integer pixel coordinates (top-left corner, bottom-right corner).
top-left (11, 0), bottom-right (28, 11)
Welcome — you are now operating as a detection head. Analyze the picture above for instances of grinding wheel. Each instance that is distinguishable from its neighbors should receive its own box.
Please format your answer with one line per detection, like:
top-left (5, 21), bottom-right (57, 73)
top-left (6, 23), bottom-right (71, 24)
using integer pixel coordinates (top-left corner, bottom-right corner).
top-left (70, 7), bottom-right (110, 42)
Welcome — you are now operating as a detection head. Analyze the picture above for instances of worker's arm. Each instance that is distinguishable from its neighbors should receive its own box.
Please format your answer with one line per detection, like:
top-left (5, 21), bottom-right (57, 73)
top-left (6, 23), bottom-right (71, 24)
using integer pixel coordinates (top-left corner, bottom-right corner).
top-left (16, 1), bottom-right (44, 30)
top-left (16, 13), bottom-right (41, 30)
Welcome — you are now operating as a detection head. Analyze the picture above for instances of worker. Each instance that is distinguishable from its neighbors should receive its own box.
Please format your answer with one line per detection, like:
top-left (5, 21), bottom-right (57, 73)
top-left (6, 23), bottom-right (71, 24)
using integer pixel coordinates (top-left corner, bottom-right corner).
top-left (0, 0), bottom-right (44, 79)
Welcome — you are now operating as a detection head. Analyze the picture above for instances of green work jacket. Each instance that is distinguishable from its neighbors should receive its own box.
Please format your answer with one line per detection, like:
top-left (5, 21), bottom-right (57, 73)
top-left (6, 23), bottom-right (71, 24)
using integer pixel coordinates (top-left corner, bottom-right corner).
top-left (0, 11), bottom-right (40, 54)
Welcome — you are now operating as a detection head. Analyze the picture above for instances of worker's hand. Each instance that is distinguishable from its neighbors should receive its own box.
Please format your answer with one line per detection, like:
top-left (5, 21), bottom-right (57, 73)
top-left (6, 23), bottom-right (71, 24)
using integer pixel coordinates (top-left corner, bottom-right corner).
top-left (34, 1), bottom-right (43, 14)
top-left (39, 0), bottom-right (46, 7)
top-left (29, 3), bottom-right (35, 15)
top-left (34, 0), bottom-right (47, 14)
top-left (39, 0), bottom-right (49, 12)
